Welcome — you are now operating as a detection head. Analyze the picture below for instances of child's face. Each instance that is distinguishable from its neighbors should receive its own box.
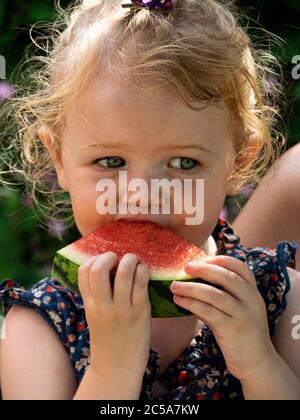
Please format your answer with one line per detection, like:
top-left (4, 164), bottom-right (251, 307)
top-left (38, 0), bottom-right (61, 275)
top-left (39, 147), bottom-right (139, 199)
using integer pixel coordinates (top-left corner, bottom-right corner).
top-left (50, 79), bottom-right (236, 249)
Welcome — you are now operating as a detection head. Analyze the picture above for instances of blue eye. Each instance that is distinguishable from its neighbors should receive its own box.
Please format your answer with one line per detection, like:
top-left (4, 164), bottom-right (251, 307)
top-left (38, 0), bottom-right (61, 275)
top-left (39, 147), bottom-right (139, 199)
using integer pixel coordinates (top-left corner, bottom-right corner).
top-left (95, 157), bottom-right (126, 168)
top-left (169, 157), bottom-right (198, 170)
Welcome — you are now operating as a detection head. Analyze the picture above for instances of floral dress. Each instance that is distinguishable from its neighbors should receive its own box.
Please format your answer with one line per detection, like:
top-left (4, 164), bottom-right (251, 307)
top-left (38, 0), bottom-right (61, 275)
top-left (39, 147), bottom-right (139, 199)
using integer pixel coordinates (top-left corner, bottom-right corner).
top-left (0, 218), bottom-right (297, 400)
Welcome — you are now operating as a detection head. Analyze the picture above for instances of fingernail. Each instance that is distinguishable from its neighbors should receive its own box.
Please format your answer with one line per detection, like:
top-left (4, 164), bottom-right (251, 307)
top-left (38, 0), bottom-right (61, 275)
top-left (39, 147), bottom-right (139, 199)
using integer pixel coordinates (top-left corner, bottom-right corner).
top-left (185, 262), bottom-right (198, 269)
top-left (171, 281), bottom-right (182, 290)
top-left (203, 256), bottom-right (217, 262)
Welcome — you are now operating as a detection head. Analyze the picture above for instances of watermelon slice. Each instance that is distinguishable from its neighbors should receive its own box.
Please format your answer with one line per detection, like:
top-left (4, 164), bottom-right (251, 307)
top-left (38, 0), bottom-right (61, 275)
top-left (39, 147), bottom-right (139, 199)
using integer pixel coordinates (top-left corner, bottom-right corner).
top-left (51, 220), bottom-right (208, 317)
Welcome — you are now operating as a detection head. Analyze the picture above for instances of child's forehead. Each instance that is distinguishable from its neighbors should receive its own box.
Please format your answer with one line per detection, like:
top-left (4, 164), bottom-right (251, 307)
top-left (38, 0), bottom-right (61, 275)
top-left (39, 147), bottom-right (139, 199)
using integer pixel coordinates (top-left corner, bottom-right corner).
top-left (63, 78), bottom-right (234, 151)
top-left (75, 77), bottom-right (180, 110)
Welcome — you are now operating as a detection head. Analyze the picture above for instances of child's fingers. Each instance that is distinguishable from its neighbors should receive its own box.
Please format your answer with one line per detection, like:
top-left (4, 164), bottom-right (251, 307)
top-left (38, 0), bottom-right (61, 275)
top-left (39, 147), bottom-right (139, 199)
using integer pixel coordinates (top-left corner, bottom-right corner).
top-left (88, 252), bottom-right (118, 306)
top-left (203, 256), bottom-right (257, 289)
top-left (185, 257), bottom-right (257, 301)
top-left (78, 255), bottom-right (99, 301)
top-left (113, 253), bottom-right (141, 308)
top-left (184, 261), bottom-right (248, 301)
top-left (171, 282), bottom-right (240, 317)
top-left (174, 295), bottom-right (231, 329)
top-left (132, 263), bottom-right (150, 308)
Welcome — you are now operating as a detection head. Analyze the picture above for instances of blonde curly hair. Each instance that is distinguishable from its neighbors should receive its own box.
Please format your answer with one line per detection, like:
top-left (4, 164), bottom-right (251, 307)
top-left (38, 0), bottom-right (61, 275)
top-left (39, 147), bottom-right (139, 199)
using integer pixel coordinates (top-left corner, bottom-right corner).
top-left (0, 0), bottom-right (285, 229)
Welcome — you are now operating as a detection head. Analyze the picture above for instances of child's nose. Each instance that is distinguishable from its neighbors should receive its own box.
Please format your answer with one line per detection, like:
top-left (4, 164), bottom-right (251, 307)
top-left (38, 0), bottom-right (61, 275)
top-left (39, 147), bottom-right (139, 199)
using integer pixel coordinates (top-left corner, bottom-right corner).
top-left (118, 172), bottom-right (167, 209)
top-left (119, 185), bottom-right (163, 209)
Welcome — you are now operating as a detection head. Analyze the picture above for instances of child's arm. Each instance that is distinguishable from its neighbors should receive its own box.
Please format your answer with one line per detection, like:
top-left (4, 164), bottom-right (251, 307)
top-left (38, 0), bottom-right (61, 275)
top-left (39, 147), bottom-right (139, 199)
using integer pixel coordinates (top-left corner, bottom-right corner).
top-left (73, 365), bottom-right (144, 400)
top-left (0, 305), bottom-right (77, 400)
top-left (173, 257), bottom-right (300, 400)
top-left (73, 252), bottom-right (151, 400)
top-left (1, 305), bottom-right (145, 400)
top-left (1, 251), bottom-right (151, 400)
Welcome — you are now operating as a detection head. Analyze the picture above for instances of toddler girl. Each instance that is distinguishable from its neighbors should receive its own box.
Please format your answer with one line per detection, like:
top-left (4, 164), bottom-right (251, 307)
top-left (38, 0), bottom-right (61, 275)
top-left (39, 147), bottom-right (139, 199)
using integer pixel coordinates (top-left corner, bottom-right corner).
top-left (0, 0), bottom-right (300, 400)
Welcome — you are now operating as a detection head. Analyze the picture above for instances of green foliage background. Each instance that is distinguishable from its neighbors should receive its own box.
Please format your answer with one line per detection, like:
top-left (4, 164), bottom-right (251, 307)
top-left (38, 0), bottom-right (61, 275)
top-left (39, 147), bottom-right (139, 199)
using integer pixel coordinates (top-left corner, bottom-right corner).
top-left (0, 0), bottom-right (300, 293)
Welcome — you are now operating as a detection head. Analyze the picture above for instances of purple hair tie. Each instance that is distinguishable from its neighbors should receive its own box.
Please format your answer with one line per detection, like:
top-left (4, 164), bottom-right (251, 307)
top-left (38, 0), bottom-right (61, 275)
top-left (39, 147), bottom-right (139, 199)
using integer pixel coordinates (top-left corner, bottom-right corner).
top-left (122, 0), bottom-right (176, 11)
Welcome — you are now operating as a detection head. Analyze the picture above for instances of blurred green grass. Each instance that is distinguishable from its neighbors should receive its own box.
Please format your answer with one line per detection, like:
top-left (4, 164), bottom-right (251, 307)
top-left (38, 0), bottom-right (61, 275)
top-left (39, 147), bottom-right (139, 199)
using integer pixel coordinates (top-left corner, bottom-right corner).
top-left (0, 187), bottom-right (78, 286)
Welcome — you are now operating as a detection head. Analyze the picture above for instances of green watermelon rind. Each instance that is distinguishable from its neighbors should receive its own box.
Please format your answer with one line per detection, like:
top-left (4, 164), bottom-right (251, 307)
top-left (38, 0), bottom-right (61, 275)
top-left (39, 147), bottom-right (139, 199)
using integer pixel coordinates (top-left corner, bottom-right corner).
top-left (52, 252), bottom-right (198, 317)
top-left (52, 253), bottom-right (79, 291)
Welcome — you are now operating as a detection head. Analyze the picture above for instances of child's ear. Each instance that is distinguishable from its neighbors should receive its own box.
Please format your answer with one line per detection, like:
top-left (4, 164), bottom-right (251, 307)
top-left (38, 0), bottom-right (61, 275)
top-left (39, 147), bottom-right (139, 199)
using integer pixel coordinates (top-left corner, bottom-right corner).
top-left (37, 126), bottom-right (69, 192)
top-left (226, 131), bottom-right (261, 196)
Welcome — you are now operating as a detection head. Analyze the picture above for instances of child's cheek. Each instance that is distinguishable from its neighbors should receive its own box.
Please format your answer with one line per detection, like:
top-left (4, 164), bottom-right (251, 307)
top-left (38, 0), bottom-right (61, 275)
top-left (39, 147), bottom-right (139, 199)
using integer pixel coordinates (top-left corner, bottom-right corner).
top-left (70, 185), bottom-right (111, 236)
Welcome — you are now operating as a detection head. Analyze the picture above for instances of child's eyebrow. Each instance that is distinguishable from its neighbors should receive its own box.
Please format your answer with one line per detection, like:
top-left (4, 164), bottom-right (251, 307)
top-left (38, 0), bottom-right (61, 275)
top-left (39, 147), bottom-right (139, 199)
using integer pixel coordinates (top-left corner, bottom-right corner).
top-left (160, 143), bottom-right (216, 155)
top-left (80, 141), bottom-right (216, 155)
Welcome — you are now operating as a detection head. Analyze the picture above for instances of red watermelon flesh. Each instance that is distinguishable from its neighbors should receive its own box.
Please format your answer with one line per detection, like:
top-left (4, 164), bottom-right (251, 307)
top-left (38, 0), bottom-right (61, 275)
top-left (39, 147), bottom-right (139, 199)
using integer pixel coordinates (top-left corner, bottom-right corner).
top-left (73, 220), bottom-right (206, 279)
top-left (52, 220), bottom-right (208, 317)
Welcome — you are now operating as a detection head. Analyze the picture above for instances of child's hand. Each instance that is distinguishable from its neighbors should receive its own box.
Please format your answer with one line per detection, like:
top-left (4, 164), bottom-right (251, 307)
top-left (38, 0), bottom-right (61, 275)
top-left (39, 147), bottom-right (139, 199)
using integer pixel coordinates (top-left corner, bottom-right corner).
top-left (78, 252), bottom-right (152, 377)
top-left (171, 256), bottom-right (277, 383)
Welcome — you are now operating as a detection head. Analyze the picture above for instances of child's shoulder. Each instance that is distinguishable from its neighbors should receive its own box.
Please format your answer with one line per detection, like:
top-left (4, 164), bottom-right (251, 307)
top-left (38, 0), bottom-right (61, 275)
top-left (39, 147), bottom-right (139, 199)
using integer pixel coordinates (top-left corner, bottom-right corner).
top-left (0, 276), bottom-right (88, 383)
top-left (0, 276), bottom-right (84, 319)
top-left (1, 303), bottom-right (78, 399)
top-left (0, 277), bottom-right (88, 370)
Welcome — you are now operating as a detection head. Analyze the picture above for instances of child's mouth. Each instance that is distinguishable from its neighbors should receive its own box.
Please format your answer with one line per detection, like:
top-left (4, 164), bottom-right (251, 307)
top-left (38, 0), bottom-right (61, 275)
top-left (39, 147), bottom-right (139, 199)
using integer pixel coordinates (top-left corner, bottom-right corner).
top-left (115, 214), bottom-right (169, 226)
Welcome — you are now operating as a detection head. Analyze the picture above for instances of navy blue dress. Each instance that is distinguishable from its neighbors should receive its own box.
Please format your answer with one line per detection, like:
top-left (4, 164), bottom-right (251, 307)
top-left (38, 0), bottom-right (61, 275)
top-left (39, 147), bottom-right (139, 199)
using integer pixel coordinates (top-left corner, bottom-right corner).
top-left (0, 218), bottom-right (297, 400)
